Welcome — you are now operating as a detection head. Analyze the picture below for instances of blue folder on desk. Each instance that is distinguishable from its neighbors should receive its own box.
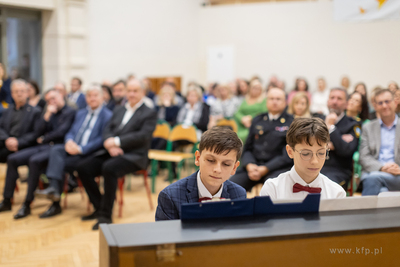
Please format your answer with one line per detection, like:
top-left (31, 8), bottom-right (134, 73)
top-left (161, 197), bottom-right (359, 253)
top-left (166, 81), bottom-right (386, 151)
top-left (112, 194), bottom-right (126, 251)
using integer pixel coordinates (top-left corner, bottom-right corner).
top-left (180, 194), bottom-right (320, 221)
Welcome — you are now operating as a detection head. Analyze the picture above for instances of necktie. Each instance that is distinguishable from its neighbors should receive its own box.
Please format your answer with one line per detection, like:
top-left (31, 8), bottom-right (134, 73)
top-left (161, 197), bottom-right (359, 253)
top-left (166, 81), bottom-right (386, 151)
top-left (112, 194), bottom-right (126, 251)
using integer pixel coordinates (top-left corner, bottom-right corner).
top-left (292, 183), bottom-right (322, 194)
top-left (75, 112), bottom-right (94, 145)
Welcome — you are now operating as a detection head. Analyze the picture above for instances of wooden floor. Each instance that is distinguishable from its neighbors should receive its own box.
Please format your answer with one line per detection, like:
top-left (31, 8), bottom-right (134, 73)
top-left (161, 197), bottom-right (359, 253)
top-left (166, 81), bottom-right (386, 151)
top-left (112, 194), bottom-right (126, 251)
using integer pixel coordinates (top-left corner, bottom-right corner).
top-left (0, 165), bottom-right (257, 267)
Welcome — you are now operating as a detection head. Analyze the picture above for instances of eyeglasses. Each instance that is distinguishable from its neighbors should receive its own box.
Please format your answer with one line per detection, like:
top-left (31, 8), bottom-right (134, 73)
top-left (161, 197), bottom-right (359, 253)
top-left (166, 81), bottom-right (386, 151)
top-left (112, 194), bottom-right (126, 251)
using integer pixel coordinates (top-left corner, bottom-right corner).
top-left (293, 147), bottom-right (329, 161)
top-left (376, 99), bottom-right (393, 106)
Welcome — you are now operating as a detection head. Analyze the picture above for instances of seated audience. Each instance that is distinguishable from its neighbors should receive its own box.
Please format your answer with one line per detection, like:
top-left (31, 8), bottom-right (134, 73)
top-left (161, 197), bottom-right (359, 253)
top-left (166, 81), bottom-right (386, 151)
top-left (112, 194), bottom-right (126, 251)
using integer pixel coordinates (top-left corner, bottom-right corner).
top-left (346, 92), bottom-right (370, 123)
top-left (0, 62), bottom-right (13, 116)
top-left (354, 82), bottom-right (367, 97)
top-left (369, 86), bottom-right (383, 120)
top-left (310, 77), bottom-right (329, 115)
top-left (112, 80), bottom-right (127, 106)
top-left (287, 92), bottom-right (311, 118)
top-left (234, 79), bottom-right (268, 142)
top-left (260, 117), bottom-right (346, 199)
top-left (388, 82), bottom-right (400, 115)
top-left (54, 82), bottom-right (68, 100)
top-left (208, 84), bottom-right (242, 129)
top-left (0, 80), bottom-right (41, 163)
top-left (142, 77), bottom-right (155, 101)
top-left (155, 126), bottom-right (246, 221)
top-left (359, 89), bottom-right (400, 195)
top-left (0, 88), bottom-right (75, 218)
top-left (27, 80), bottom-right (46, 109)
top-left (34, 85), bottom-right (112, 218)
top-left (230, 88), bottom-right (294, 192)
top-left (76, 79), bottom-right (157, 230)
top-left (68, 77), bottom-right (87, 110)
top-left (203, 82), bottom-right (218, 106)
top-left (176, 84), bottom-right (210, 138)
top-left (287, 78), bottom-right (311, 105)
top-left (156, 84), bottom-right (180, 127)
top-left (237, 79), bottom-right (249, 100)
top-left (154, 81), bottom-right (184, 108)
top-left (320, 88), bottom-right (360, 189)
top-left (102, 84), bottom-right (116, 111)
top-left (341, 76), bottom-right (351, 92)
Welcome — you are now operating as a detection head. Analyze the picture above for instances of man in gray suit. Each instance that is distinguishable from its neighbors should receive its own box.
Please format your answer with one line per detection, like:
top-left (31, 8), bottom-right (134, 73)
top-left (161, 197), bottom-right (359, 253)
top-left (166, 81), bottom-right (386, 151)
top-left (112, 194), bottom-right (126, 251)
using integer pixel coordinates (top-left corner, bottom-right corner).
top-left (359, 89), bottom-right (400, 195)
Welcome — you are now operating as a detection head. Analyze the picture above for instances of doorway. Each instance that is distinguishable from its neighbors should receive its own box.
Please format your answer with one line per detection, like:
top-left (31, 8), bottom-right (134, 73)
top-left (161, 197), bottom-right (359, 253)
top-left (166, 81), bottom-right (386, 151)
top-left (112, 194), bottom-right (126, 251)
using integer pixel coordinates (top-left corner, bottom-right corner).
top-left (0, 7), bottom-right (42, 89)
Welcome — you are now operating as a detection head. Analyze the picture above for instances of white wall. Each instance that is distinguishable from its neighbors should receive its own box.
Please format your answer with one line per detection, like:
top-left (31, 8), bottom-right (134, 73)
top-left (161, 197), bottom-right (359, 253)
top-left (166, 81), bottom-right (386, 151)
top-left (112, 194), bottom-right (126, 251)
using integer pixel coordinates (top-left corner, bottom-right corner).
top-left (87, 0), bottom-right (202, 89)
top-left (87, 0), bottom-right (400, 95)
top-left (198, 1), bottom-right (400, 93)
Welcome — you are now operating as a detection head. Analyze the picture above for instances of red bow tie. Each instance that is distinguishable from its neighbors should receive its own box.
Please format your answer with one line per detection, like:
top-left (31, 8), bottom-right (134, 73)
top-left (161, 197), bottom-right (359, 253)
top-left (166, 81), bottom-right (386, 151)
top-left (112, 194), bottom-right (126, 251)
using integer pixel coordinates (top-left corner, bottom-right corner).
top-left (293, 183), bottom-right (321, 194)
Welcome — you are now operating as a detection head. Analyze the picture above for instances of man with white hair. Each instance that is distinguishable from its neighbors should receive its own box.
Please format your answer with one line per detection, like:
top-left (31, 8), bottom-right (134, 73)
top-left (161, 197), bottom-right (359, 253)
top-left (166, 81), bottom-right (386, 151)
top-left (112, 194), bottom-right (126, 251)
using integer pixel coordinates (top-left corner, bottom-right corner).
top-left (35, 85), bottom-right (113, 217)
top-left (76, 79), bottom-right (157, 230)
top-left (0, 79), bottom-right (41, 163)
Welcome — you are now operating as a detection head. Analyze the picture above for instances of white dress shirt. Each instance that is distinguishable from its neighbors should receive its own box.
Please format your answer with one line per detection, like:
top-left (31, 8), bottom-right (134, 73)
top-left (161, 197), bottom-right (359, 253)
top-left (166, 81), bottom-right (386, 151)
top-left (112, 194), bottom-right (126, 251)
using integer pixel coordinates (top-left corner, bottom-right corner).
top-left (197, 171), bottom-right (223, 199)
top-left (114, 100), bottom-right (144, 147)
top-left (69, 91), bottom-right (81, 104)
top-left (268, 112), bottom-right (282, 121)
top-left (260, 166), bottom-right (346, 200)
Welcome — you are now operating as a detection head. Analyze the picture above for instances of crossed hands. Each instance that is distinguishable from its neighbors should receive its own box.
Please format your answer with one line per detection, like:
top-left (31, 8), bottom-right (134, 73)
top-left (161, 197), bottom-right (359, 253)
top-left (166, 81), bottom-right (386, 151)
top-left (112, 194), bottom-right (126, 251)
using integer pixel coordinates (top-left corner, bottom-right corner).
top-left (247, 163), bottom-right (268, 181)
top-left (381, 163), bottom-right (400, 176)
top-left (104, 137), bottom-right (124, 157)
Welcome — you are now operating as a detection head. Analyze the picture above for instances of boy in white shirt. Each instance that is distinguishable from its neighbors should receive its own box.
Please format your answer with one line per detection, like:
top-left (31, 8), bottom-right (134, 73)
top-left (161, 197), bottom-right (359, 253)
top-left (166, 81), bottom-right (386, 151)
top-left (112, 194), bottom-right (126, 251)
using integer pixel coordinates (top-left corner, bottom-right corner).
top-left (260, 117), bottom-right (346, 200)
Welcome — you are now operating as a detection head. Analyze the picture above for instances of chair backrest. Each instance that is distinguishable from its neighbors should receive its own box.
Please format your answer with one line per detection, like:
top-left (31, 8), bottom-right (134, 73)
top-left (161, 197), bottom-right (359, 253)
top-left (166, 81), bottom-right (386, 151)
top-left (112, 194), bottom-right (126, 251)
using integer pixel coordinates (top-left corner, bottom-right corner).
top-left (152, 120), bottom-right (170, 140)
top-left (169, 124), bottom-right (198, 144)
top-left (216, 118), bottom-right (238, 133)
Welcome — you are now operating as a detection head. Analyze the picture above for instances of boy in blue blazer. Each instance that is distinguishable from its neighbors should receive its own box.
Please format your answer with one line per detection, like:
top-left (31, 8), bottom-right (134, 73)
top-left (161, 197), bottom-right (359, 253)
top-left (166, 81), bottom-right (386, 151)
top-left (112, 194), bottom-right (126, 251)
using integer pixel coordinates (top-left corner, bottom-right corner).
top-left (156, 126), bottom-right (246, 221)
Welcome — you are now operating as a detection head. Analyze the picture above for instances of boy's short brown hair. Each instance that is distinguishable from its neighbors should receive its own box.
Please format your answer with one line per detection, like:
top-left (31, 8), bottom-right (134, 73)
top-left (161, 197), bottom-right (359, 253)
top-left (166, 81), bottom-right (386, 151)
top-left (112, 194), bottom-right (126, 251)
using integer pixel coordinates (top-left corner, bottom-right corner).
top-left (199, 126), bottom-right (243, 161)
top-left (286, 117), bottom-right (330, 148)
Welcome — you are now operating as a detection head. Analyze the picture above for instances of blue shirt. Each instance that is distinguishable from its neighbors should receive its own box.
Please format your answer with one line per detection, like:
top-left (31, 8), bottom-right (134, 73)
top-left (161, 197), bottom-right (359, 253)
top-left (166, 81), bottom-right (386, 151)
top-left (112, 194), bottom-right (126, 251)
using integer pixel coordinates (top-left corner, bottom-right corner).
top-left (378, 115), bottom-right (398, 164)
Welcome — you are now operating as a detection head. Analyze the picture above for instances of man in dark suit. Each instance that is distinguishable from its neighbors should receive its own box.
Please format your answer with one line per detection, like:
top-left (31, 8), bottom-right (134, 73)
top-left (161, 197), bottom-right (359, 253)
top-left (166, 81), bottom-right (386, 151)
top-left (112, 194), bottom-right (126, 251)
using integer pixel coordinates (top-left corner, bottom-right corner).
top-left (320, 88), bottom-right (360, 190)
top-left (34, 85), bottom-right (113, 217)
top-left (68, 77), bottom-right (87, 110)
top-left (0, 79), bottom-right (41, 163)
top-left (76, 79), bottom-right (157, 230)
top-left (112, 80), bottom-right (127, 106)
top-left (230, 88), bottom-right (294, 192)
top-left (0, 88), bottom-right (75, 219)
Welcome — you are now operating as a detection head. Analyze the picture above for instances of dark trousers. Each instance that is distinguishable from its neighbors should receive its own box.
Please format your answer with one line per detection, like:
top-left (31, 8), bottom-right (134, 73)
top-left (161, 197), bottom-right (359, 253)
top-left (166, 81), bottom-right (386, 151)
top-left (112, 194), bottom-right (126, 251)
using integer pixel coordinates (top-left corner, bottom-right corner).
top-left (321, 166), bottom-right (351, 191)
top-left (230, 166), bottom-right (292, 192)
top-left (3, 144), bottom-right (50, 202)
top-left (45, 144), bottom-right (85, 192)
top-left (0, 147), bottom-right (14, 163)
top-left (76, 153), bottom-right (140, 219)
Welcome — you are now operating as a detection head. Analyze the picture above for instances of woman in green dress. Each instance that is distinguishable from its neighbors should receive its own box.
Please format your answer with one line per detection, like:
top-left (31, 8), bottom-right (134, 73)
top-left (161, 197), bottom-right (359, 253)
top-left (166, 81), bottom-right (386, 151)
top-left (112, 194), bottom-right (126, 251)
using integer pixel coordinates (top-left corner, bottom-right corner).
top-left (234, 79), bottom-right (267, 142)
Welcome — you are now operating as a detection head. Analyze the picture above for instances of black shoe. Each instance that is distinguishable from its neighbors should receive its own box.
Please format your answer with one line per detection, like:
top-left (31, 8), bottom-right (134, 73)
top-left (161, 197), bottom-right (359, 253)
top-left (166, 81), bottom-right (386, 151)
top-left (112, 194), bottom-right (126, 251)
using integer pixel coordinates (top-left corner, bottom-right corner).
top-left (92, 217), bottom-right (112, 230)
top-left (39, 203), bottom-right (62, 218)
top-left (0, 200), bottom-right (12, 212)
top-left (81, 211), bottom-right (99, 221)
top-left (35, 187), bottom-right (61, 202)
top-left (14, 204), bottom-right (31, 219)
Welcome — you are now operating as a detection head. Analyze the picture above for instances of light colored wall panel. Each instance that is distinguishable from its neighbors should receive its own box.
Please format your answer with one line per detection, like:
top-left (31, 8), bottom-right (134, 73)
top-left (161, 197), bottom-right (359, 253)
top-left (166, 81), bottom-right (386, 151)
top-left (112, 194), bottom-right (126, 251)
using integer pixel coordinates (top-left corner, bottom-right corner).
top-left (0, 0), bottom-right (54, 10)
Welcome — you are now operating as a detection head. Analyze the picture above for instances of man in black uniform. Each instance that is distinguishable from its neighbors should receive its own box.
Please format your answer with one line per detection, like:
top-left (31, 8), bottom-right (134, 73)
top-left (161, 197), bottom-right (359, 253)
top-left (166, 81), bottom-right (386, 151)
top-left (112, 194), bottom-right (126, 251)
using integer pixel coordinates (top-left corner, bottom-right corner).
top-left (321, 87), bottom-right (360, 190)
top-left (230, 88), bottom-right (294, 191)
top-left (0, 79), bottom-right (41, 163)
top-left (0, 88), bottom-right (76, 219)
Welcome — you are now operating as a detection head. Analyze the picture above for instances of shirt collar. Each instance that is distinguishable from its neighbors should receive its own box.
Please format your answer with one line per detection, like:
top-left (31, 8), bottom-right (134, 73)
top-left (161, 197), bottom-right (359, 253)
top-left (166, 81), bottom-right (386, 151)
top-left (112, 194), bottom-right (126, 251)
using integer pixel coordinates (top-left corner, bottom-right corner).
top-left (289, 166), bottom-right (321, 187)
top-left (197, 171), bottom-right (223, 199)
top-left (87, 104), bottom-right (103, 115)
top-left (268, 112), bottom-right (282, 121)
top-left (378, 114), bottom-right (398, 129)
top-left (335, 112), bottom-right (345, 124)
top-left (185, 101), bottom-right (201, 110)
top-left (125, 98), bottom-right (144, 112)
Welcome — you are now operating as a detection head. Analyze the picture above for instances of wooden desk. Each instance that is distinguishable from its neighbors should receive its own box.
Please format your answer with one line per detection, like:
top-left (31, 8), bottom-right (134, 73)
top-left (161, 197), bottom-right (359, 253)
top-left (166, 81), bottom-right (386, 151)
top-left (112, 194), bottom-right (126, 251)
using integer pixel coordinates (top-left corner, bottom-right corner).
top-left (100, 207), bottom-right (400, 267)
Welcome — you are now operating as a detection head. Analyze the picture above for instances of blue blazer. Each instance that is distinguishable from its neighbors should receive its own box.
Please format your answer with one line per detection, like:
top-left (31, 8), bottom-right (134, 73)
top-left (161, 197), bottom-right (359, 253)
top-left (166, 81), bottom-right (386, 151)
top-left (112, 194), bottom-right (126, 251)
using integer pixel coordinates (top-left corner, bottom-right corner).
top-left (155, 171), bottom-right (247, 221)
top-left (64, 106), bottom-right (112, 155)
top-left (68, 92), bottom-right (87, 110)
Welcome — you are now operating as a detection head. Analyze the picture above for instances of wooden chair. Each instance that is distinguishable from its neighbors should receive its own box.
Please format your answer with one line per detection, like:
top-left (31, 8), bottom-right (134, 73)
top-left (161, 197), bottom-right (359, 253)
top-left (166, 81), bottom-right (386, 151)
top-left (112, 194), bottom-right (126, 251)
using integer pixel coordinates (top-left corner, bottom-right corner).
top-left (216, 118), bottom-right (238, 133)
top-left (117, 170), bottom-right (154, 218)
top-left (148, 124), bottom-right (198, 193)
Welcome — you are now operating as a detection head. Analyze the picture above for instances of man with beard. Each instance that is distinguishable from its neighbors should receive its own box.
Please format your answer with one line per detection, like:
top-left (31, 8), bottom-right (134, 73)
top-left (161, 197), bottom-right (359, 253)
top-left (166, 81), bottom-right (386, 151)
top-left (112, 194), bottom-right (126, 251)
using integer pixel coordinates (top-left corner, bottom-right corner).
top-left (112, 80), bottom-right (127, 106)
top-left (321, 87), bottom-right (360, 190)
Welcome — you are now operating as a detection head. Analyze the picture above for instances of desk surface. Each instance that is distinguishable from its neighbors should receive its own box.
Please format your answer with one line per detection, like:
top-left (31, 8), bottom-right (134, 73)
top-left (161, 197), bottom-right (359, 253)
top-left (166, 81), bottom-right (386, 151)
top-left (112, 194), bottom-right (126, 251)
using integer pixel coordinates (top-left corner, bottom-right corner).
top-left (100, 207), bottom-right (400, 249)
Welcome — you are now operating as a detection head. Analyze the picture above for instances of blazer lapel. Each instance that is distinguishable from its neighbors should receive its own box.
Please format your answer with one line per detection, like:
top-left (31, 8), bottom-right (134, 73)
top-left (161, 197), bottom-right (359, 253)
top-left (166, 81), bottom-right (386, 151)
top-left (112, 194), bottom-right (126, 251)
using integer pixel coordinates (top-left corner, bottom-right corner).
top-left (372, 120), bottom-right (381, 158)
top-left (186, 172), bottom-right (199, 203)
top-left (395, 117), bottom-right (400, 160)
top-left (117, 105), bottom-right (144, 135)
top-left (221, 184), bottom-right (230, 199)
